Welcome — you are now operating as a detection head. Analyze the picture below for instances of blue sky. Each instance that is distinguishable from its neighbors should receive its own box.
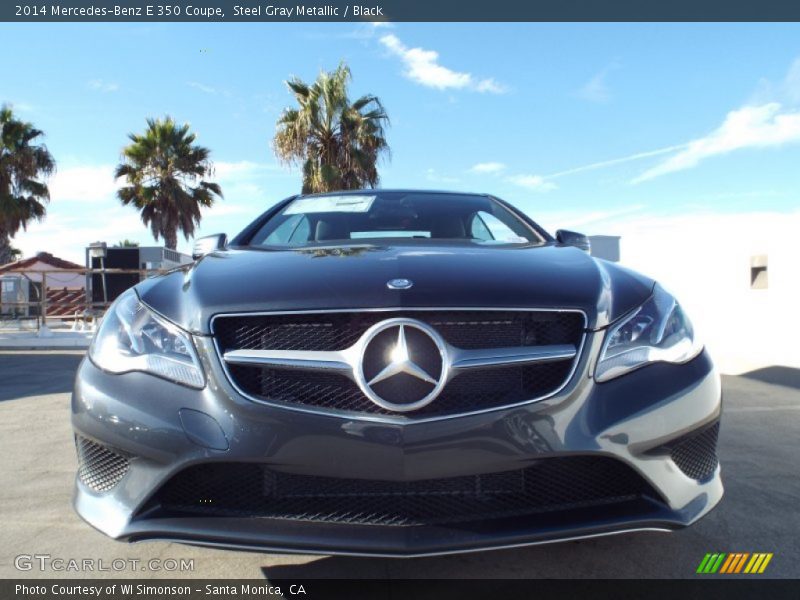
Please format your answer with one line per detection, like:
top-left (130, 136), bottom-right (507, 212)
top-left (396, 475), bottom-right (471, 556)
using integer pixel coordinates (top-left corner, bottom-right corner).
top-left (2, 22), bottom-right (800, 262)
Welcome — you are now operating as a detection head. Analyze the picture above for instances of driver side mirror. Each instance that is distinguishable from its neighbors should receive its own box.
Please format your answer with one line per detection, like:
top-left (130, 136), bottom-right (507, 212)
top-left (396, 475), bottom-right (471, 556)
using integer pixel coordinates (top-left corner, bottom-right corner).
top-left (192, 233), bottom-right (227, 260)
top-left (555, 229), bottom-right (591, 253)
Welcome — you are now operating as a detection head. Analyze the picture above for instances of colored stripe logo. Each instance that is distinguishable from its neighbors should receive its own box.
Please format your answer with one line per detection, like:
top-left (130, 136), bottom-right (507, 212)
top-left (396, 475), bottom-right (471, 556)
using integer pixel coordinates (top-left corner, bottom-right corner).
top-left (697, 553), bottom-right (773, 574)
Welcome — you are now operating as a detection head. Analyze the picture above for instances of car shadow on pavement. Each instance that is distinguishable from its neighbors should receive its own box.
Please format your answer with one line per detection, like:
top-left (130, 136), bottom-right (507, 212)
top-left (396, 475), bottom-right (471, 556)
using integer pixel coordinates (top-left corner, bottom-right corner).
top-left (0, 351), bottom-right (85, 401)
top-left (740, 366), bottom-right (800, 391)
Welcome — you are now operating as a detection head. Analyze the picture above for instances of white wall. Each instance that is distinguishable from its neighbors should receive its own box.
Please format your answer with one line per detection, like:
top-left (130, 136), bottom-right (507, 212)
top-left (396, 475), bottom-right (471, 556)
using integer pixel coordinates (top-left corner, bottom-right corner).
top-left (617, 212), bottom-right (800, 374)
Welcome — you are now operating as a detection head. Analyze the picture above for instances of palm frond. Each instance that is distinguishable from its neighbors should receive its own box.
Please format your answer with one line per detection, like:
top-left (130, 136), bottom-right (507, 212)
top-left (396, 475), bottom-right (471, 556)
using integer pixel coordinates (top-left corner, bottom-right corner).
top-left (272, 62), bottom-right (389, 194)
top-left (114, 117), bottom-right (223, 248)
top-left (0, 106), bottom-right (55, 240)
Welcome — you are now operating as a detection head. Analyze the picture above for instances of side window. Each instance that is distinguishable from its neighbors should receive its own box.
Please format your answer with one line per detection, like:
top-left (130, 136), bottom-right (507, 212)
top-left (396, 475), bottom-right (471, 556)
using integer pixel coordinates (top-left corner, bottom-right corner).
top-left (470, 213), bottom-right (494, 241)
top-left (288, 215), bottom-right (310, 245)
top-left (470, 211), bottom-right (525, 243)
top-left (263, 214), bottom-right (309, 245)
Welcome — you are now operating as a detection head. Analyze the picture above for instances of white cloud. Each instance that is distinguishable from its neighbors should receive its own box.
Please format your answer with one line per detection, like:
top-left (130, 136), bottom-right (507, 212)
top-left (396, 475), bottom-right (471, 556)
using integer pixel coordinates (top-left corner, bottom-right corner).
top-left (12, 207), bottom-right (156, 264)
top-left (49, 165), bottom-right (120, 203)
top-left (304, 21), bottom-right (393, 41)
top-left (10, 159), bottom-right (290, 262)
top-left (207, 203), bottom-right (250, 217)
top-left (751, 57), bottom-right (800, 105)
top-left (88, 79), bottom-right (119, 93)
top-left (379, 34), bottom-right (507, 94)
top-left (1, 99), bottom-right (35, 113)
top-left (534, 205), bottom-right (645, 233)
top-left (547, 145), bottom-right (688, 179)
top-left (46, 160), bottom-right (278, 206)
top-left (783, 57), bottom-right (800, 103)
top-left (425, 168), bottom-right (460, 184)
top-left (187, 81), bottom-right (217, 94)
top-left (499, 56), bottom-right (800, 186)
top-left (474, 78), bottom-right (509, 94)
top-left (508, 174), bottom-right (557, 192)
top-left (576, 65), bottom-right (617, 103)
top-left (186, 81), bottom-right (233, 98)
top-left (212, 160), bottom-right (291, 203)
top-left (214, 160), bottom-right (283, 180)
top-left (469, 162), bottom-right (506, 174)
top-left (633, 103), bottom-right (800, 183)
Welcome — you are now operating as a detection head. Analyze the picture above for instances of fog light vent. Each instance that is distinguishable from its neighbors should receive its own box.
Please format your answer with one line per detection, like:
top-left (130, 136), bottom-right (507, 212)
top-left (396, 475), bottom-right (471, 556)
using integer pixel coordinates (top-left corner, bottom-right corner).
top-left (75, 436), bottom-right (130, 492)
top-left (669, 421), bottom-right (720, 481)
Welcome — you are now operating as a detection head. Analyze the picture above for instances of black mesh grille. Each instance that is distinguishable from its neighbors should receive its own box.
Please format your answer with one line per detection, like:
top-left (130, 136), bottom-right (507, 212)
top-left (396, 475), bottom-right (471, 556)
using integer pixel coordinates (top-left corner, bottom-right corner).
top-left (668, 421), bottom-right (720, 481)
top-left (216, 310), bottom-right (584, 417)
top-left (214, 311), bottom-right (584, 352)
top-left (75, 436), bottom-right (129, 492)
top-left (229, 360), bottom-right (574, 417)
top-left (153, 457), bottom-right (657, 526)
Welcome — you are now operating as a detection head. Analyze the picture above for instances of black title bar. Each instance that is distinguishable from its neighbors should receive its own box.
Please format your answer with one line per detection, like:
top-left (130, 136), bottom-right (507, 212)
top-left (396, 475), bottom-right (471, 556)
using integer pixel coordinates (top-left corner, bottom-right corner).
top-left (4, 0), bottom-right (800, 22)
top-left (5, 579), bottom-right (800, 600)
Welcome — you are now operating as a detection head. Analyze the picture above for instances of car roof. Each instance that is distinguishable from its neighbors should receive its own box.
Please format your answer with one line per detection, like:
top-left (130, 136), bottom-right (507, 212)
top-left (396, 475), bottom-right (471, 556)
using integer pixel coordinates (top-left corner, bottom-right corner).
top-left (297, 189), bottom-right (490, 199)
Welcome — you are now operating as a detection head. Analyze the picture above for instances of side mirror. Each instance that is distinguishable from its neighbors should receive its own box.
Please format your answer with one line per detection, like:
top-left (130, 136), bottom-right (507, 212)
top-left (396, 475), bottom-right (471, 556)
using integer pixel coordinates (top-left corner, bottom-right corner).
top-left (192, 233), bottom-right (227, 260)
top-left (555, 229), bottom-right (591, 253)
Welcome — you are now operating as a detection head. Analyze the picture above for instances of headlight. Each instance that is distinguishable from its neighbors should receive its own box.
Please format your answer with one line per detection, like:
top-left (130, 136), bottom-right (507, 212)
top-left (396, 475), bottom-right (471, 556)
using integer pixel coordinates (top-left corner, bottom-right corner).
top-left (89, 290), bottom-right (205, 389)
top-left (595, 284), bottom-right (702, 382)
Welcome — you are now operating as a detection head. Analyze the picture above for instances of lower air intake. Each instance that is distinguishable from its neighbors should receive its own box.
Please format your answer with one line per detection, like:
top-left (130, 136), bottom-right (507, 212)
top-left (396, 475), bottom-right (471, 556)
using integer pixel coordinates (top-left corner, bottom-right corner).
top-left (153, 456), bottom-right (659, 527)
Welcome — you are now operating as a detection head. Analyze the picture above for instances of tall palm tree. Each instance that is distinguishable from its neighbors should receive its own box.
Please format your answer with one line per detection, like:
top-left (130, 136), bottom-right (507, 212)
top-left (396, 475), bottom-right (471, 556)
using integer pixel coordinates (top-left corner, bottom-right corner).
top-left (115, 117), bottom-right (222, 250)
top-left (274, 63), bottom-right (389, 194)
top-left (0, 106), bottom-right (55, 265)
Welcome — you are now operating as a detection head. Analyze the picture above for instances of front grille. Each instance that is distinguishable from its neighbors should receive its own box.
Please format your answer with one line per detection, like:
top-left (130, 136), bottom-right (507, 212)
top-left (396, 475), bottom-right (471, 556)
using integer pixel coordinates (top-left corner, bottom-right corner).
top-left (215, 310), bottom-right (584, 417)
top-left (153, 457), bottom-right (658, 526)
top-left (668, 421), bottom-right (720, 481)
top-left (229, 360), bottom-right (575, 417)
top-left (215, 310), bottom-right (584, 352)
top-left (75, 436), bottom-right (129, 492)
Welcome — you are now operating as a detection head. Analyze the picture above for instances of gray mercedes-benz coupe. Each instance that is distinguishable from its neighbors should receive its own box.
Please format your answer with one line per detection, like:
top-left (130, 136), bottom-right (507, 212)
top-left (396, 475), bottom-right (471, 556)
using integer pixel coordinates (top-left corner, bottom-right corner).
top-left (72, 190), bottom-right (722, 556)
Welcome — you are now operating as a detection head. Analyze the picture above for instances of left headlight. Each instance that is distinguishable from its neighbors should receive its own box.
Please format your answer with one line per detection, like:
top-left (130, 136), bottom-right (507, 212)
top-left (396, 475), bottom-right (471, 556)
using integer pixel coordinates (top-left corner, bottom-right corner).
top-left (89, 289), bottom-right (205, 389)
top-left (595, 284), bottom-right (702, 382)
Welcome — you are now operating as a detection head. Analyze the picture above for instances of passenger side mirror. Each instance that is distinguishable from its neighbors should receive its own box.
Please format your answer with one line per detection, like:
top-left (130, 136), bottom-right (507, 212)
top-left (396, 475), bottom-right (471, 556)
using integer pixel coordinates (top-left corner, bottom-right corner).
top-left (192, 233), bottom-right (227, 260)
top-left (555, 229), bottom-right (591, 253)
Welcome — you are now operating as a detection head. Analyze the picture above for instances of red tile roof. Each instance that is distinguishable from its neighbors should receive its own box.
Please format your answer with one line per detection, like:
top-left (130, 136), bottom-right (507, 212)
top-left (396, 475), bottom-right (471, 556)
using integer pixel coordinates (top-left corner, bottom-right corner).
top-left (0, 252), bottom-right (83, 274)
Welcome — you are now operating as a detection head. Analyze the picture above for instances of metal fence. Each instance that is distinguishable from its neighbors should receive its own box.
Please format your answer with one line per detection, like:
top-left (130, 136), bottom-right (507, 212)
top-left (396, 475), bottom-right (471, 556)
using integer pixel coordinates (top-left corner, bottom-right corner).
top-left (0, 267), bottom-right (168, 330)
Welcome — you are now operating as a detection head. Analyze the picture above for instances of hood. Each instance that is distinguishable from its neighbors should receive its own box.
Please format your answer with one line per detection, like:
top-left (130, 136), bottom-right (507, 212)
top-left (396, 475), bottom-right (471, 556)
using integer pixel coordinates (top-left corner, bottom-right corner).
top-left (137, 243), bottom-right (654, 335)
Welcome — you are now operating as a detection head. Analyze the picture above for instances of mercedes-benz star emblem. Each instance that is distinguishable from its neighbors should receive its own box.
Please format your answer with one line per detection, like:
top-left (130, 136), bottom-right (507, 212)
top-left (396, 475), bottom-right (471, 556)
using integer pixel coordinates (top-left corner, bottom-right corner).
top-left (355, 318), bottom-right (449, 412)
top-left (386, 278), bottom-right (413, 290)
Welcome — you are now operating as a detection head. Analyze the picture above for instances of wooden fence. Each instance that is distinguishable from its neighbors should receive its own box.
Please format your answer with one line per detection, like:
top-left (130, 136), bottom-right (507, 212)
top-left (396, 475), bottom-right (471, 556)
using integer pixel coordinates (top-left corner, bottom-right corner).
top-left (0, 267), bottom-right (169, 329)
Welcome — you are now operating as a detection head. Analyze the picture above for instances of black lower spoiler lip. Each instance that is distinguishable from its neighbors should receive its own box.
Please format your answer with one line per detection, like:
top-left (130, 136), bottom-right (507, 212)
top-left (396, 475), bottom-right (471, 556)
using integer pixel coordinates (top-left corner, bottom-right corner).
top-left (120, 498), bottom-right (687, 558)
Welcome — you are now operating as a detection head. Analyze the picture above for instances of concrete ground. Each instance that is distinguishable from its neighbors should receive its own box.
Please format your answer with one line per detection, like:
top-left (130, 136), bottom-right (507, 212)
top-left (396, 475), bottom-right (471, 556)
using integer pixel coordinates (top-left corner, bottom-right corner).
top-left (0, 350), bottom-right (798, 579)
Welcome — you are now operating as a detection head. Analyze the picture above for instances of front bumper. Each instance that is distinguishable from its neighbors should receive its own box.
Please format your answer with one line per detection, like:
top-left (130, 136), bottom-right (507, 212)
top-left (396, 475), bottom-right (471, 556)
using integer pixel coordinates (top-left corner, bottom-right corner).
top-left (72, 333), bottom-right (723, 557)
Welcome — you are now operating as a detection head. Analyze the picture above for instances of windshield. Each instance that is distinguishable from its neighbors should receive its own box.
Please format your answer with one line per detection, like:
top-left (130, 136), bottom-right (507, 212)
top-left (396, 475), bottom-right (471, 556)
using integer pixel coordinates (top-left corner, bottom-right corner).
top-left (247, 191), bottom-right (544, 249)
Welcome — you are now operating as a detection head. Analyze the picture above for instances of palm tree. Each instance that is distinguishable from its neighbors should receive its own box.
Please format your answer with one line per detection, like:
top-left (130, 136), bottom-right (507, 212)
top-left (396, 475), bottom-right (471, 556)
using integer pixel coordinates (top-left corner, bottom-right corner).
top-left (0, 106), bottom-right (55, 265)
top-left (115, 117), bottom-right (222, 250)
top-left (274, 63), bottom-right (389, 194)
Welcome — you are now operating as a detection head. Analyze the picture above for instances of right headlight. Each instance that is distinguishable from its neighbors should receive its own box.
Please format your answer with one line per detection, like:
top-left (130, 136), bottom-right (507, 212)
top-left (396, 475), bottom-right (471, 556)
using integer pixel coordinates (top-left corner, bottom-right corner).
top-left (595, 284), bottom-right (703, 382)
top-left (89, 289), bottom-right (205, 389)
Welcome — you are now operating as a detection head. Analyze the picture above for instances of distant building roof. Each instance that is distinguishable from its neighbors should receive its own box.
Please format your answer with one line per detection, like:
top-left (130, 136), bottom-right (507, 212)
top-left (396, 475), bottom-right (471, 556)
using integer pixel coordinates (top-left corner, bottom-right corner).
top-left (0, 252), bottom-right (83, 274)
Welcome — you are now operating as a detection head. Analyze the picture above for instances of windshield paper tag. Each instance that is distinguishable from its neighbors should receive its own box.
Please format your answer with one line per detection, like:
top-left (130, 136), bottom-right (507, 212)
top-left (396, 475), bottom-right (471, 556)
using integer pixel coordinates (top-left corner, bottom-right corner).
top-left (285, 195), bottom-right (376, 215)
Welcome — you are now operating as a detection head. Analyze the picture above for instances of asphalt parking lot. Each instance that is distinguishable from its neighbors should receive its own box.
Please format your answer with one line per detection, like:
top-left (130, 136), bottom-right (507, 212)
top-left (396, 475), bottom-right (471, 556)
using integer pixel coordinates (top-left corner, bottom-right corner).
top-left (1, 350), bottom-right (798, 579)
